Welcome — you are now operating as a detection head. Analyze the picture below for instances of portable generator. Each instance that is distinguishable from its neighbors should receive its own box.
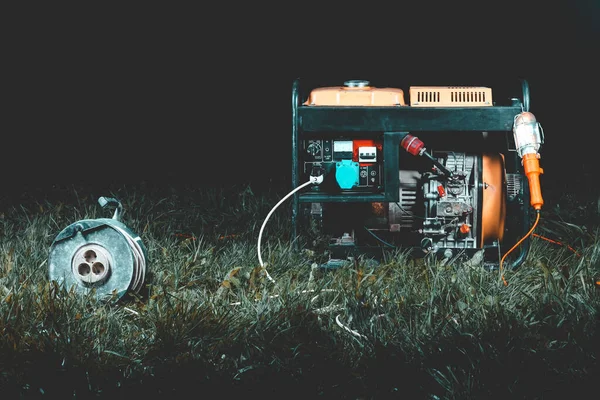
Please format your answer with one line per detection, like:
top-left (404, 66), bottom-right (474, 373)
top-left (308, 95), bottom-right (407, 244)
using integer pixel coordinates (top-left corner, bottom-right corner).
top-left (291, 78), bottom-right (544, 269)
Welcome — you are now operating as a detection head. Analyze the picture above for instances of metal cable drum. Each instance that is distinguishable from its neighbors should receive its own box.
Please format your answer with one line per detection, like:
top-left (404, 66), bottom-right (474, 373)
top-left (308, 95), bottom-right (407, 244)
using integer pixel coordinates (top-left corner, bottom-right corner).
top-left (48, 196), bottom-right (148, 301)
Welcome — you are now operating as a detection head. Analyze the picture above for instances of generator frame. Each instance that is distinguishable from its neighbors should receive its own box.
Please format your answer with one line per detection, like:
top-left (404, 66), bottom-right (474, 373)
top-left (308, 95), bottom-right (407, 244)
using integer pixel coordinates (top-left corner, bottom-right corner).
top-left (291, 78), bottom-right (533, 270)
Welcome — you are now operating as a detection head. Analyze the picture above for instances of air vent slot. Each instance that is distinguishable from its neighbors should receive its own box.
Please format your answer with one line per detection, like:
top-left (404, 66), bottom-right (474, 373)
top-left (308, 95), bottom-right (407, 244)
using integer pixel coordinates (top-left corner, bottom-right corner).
top-left (506, 173), bottom-right (522, 201)
top-left (410, 86), bottom-right (493, 107)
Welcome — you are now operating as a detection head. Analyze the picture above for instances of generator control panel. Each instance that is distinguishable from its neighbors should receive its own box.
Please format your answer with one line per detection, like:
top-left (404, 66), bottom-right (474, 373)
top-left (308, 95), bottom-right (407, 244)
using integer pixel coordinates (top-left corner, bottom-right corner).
top-left (302, 138), bottom-right (383, 191)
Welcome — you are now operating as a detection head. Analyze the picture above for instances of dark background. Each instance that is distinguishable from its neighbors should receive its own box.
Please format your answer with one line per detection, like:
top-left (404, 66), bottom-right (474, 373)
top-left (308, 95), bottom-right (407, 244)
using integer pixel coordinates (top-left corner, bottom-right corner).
top-left (6, 1), bottom-right (599, 199)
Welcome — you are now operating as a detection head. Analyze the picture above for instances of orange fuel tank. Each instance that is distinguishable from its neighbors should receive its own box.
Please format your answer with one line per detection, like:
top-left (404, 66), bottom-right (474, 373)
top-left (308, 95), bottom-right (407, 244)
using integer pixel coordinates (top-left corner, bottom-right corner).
top-left (304, 80), bottom-right (406, 106)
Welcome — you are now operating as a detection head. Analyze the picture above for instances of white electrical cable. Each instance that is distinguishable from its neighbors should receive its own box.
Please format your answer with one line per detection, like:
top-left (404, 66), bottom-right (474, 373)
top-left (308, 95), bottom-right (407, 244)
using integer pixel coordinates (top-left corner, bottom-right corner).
top-left (111, 225), bottom-right (147, 293)
top-left (257, 179), bottom-right (318, 284)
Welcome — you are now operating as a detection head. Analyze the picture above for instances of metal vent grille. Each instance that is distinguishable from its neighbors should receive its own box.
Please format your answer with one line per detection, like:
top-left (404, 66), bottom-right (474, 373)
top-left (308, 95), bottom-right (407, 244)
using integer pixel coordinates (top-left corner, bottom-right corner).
top-left (410, 86), bottom-right (493, 107)
top-left (398, 187), bottom-right (417, 227)
top-left (506, 173), bottom-right (522, 201)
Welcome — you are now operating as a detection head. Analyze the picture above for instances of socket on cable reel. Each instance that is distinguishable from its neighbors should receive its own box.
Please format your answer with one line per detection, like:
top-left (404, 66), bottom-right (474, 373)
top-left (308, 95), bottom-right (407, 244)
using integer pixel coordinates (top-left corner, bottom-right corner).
top-left (48, 196), bottom-right (148, 302)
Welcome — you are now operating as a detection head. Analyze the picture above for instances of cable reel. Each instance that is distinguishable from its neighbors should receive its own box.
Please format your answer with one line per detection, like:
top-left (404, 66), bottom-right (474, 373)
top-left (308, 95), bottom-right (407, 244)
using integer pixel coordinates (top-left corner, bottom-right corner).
top-left (48, 196), bottom-right (148, 301)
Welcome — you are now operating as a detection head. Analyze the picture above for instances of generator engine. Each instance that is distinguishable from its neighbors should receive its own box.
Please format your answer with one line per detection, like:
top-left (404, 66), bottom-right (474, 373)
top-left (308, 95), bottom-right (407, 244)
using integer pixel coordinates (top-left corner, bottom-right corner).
top-left (291, 79), bottom-right (543, 269)
top-left (392, 151), bottom-right (484, 252)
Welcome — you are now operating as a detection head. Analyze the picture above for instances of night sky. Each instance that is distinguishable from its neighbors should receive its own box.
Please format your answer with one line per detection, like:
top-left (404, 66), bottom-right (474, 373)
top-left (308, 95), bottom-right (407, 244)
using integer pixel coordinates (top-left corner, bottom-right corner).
top-left (7, 1), bottom-right (598, 198)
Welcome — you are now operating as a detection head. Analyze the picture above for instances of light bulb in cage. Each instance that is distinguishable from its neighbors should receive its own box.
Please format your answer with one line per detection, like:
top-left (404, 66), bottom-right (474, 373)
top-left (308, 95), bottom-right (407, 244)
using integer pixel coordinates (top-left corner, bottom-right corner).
top-left (512, 111), bottom-right (544, 157)
top-left (513, 111), bottom-right (545, 210)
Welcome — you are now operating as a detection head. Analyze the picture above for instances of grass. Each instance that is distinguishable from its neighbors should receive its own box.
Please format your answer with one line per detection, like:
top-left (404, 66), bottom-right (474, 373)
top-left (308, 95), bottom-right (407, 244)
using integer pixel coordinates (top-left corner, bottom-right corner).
top-left (1, 180), bottom-right (599, 399)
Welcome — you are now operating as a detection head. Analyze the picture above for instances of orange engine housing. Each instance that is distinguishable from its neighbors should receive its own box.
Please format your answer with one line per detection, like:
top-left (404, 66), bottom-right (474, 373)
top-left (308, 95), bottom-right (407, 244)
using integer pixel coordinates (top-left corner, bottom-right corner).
top-left (304, 80), bottom-right (406, 106)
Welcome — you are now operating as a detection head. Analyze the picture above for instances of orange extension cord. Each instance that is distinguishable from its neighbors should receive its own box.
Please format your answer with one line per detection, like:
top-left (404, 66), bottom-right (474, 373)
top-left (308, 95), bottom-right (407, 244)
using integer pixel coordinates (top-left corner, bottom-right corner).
top-left (499, 210), bottom-right (541, 286)
top-left (531, 233), bottom-right (581, 258)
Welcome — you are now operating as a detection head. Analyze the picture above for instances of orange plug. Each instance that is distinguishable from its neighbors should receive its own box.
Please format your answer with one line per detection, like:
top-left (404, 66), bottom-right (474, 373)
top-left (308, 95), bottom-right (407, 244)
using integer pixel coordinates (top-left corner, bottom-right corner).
top-left (522, 153), bottom-right (544, 210)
